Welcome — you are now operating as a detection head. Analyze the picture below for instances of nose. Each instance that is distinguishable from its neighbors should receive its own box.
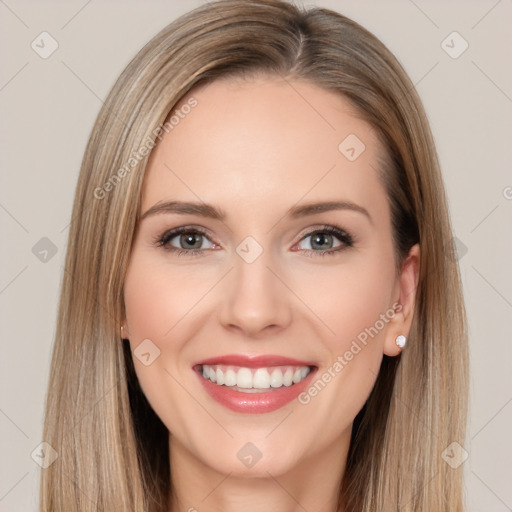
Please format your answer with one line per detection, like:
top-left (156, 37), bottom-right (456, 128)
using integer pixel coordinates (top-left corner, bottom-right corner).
top-left (217, 251), bottom-right (293, 338)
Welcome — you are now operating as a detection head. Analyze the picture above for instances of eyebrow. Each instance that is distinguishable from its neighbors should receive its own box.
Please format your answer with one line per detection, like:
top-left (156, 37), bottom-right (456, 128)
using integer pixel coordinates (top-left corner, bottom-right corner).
top-left (140, 200), bottom-right (372, 223)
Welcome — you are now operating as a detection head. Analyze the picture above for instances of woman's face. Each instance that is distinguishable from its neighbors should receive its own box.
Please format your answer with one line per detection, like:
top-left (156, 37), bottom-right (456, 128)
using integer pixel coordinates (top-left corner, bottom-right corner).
top-left (123, 76), bottom-right (419, 478)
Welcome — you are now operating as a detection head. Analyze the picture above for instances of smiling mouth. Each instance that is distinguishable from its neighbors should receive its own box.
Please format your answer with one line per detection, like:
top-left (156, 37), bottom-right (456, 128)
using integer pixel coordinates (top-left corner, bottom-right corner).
top-left (197, 364), bottom-right (313, 393)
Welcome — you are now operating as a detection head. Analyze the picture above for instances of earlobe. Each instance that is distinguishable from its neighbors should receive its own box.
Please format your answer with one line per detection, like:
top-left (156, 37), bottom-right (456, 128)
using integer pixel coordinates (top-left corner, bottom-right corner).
top-left (120, 322), bottom-right (129, 340)
top-left (383, 243), bottom-right (420, 356)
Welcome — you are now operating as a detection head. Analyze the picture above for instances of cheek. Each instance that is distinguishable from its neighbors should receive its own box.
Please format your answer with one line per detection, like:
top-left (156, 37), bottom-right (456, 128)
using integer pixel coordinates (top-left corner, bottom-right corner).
top-left (123, 254), bottom-right (211, 343)
top-left (339, 265), bottom-right (393, 340)
top-left (124, 272), bottom-right (171, 342)
top-left (292, 248), bottom-right (396, 432)
top-left (122, 251), bottom-right (220, 411)
top-left (294, 252), bottom-right (396, 351)
top-left (122, 253), bottom-right (207, 431)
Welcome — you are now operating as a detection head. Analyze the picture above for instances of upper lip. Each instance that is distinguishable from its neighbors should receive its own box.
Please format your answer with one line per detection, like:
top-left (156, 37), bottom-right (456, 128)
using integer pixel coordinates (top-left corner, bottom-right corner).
top-left (193, 354), bottom-right (316, 368)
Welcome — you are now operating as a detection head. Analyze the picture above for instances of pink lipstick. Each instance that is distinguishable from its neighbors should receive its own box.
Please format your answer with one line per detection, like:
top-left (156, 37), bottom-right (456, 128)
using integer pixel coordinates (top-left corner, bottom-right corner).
top-left (193, 354), bottom-right (317, 414)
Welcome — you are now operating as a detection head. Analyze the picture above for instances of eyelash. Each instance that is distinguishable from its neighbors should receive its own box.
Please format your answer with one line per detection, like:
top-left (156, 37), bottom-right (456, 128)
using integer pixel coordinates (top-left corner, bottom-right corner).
top-left (153, 225), bottom-right (355, 258)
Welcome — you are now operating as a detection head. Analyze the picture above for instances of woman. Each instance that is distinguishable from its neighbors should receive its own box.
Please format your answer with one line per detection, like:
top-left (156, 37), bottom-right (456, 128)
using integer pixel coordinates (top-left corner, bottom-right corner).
top-left (40, 1), bottom-right (468, 510)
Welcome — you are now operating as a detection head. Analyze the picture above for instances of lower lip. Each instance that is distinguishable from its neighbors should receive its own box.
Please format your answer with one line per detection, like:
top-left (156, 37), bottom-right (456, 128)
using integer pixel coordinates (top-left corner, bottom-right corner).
top-left (195, 367), bottom-right (317, 414)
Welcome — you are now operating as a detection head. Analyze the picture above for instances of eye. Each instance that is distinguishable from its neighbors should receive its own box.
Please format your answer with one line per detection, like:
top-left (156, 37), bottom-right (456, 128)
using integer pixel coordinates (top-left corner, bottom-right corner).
top-left (155, 227), bottom-right (218, 256)
top-left (294, 225), bottom-right (354, 256)
top-left (154, 224), bottom-right (354, 257)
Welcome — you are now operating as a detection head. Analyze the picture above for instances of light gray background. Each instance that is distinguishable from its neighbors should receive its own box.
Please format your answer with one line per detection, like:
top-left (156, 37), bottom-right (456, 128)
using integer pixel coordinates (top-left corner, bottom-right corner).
top-left (0, 1), bottom-right (510, 510)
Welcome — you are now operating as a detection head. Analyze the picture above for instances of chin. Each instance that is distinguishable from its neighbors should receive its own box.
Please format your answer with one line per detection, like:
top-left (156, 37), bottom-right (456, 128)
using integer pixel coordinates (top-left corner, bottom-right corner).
top-left (192, 436), bottom-right (305, 479)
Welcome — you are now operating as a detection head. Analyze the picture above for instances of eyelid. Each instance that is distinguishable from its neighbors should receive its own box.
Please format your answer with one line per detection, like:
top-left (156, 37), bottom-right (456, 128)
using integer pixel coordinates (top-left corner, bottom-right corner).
top-left (296, 223), bottom-right (346, 239)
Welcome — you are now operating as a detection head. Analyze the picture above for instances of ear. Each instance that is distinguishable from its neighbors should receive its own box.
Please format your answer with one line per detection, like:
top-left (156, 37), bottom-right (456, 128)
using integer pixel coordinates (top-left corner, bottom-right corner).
top-left (384, 243), bottom-right (420, 356)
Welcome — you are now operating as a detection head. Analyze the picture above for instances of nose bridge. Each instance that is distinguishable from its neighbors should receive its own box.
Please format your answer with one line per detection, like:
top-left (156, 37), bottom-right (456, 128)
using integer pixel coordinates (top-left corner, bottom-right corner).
top-left (218, 243), bottom-right (292, 336)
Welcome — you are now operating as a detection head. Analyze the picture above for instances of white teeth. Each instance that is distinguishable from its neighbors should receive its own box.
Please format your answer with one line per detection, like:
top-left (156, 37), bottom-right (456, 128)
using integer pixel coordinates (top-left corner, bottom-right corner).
top-left (283, 368), bottom-right (293, 386)
top-left (270, 368), bottom-right (283, 388)
top-left (236, 368), bottom-right (253, 388)
top-left (200, 364), bottom-right (311, 390)
top-left (224, 368), bottom-right (237, 387)
top-left (253, 368), bottom-right (271, 389)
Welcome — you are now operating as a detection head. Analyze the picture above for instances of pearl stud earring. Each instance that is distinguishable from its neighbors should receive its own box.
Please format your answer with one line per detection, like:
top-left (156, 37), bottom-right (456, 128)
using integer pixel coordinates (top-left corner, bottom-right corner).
top-left (395, 334), bottom-right (407, 349)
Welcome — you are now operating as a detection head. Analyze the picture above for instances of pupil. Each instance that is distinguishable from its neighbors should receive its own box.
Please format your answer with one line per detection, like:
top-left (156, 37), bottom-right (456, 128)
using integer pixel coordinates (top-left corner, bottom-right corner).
top-left (312, 233), bottom-right (332, 250)
top-left (181, 233), bottom-right (202, 249)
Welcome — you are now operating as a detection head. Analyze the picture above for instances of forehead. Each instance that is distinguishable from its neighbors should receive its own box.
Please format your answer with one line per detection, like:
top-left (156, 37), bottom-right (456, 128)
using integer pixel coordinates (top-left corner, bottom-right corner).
top-left (141, 76), bottom-right (387, 216)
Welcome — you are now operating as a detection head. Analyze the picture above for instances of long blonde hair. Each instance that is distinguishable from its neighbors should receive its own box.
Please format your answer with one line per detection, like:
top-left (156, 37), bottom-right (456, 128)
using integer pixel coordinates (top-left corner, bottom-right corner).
top-left (40, 1), bottom-right (468, 510)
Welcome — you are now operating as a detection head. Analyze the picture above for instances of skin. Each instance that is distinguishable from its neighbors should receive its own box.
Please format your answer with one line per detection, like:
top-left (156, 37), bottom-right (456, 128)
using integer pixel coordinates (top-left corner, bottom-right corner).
top-left (122, 75), bottom-right (420, 512)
